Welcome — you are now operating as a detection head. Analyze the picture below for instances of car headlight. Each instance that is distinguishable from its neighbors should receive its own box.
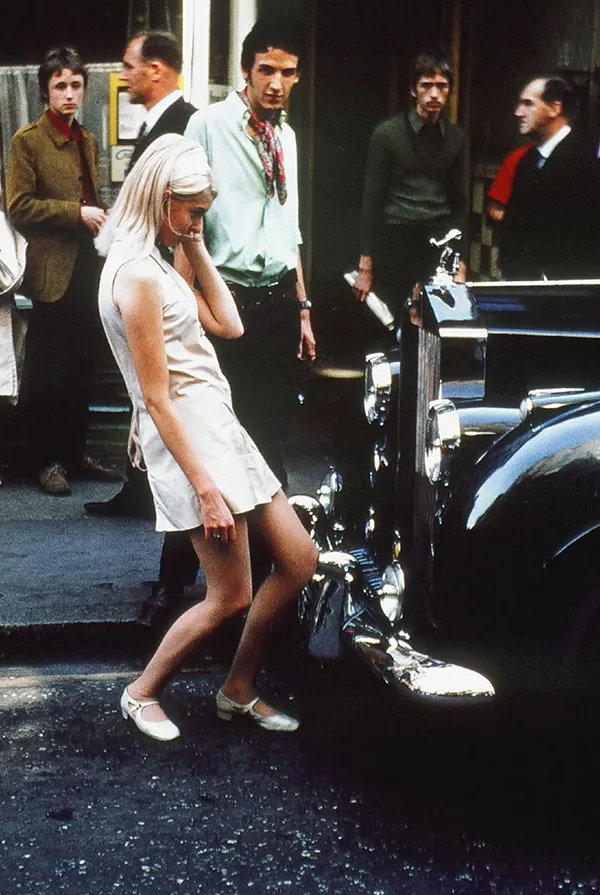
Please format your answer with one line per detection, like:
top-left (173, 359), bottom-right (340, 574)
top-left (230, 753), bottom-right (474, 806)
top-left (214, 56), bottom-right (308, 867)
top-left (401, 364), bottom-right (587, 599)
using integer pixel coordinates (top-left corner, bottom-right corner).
top-left (380, 561), bottom-right (405, 623)
top-left (364, 352), bottom-right (392, 424)
top-left (424, 399), bottom-right (461, 484)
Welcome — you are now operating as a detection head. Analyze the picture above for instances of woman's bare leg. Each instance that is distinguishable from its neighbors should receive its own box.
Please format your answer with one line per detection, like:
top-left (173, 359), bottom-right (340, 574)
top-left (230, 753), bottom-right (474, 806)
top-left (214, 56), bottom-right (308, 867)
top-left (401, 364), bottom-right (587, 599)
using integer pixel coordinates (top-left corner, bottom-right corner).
top-left (220, 490), bottom-right (318, 713)
top-left (127, 517), bottom-right (253, 722)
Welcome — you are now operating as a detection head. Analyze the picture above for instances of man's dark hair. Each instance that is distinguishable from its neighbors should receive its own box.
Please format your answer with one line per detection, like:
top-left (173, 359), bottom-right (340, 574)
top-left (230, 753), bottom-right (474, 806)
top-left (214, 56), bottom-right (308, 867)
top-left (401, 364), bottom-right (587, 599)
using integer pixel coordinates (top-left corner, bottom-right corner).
top-left (538, 74), bottom-right (576, 121)
top-left (38, 46), bottom-right (88, 102)
top-left (137, 30), bottom-right (182, 74)
top-left (410, 50), bottom-right (454, 91)
top-left (241, 14), bottom-right (305, 73)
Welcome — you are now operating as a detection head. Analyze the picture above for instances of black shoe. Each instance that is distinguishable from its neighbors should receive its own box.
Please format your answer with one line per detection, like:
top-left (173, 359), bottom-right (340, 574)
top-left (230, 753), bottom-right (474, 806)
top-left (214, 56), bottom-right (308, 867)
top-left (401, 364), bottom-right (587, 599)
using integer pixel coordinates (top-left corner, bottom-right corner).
top-left (78, 455), bottom-right (123, 482)
top-left (84, 488), bottom-right (154, 520)
top-left (138, 583), bottom-right (184, 629)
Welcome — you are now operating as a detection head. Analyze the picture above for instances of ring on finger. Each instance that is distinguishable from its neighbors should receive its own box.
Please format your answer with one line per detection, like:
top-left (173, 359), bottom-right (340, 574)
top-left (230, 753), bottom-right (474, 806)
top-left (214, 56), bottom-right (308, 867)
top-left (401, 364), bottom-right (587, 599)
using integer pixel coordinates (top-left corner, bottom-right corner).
top-left (212, 531), bottom-right (221, 540)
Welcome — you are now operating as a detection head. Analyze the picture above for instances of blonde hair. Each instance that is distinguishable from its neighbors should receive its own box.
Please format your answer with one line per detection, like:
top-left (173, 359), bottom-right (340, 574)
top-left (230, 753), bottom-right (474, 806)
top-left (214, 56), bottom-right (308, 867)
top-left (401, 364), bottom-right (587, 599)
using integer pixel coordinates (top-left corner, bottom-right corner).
top-left (95, 133), bottom-right (215, 257)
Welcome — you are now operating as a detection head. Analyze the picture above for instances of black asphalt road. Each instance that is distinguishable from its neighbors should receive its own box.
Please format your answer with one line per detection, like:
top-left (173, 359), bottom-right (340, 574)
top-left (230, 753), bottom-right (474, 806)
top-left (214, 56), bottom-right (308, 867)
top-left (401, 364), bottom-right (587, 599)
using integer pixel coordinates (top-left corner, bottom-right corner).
top-left (2, 656), bottom-right (600, 895)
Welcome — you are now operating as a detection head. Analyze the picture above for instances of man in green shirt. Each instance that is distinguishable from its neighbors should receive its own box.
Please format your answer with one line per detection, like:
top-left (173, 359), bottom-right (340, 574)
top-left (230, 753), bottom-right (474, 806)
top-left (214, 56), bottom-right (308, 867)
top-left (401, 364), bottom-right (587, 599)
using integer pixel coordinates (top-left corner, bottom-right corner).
top-left (353, 50), bottom-right (466, 319)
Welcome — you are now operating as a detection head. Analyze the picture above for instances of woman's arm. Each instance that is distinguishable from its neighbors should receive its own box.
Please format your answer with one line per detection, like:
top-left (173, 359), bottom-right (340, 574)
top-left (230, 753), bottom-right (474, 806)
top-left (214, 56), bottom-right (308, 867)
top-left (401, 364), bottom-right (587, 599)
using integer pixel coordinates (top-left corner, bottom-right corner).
top-left (174, 237), bottom-right (243, 340)
top-left (114, 262), bottom-right (236, 541)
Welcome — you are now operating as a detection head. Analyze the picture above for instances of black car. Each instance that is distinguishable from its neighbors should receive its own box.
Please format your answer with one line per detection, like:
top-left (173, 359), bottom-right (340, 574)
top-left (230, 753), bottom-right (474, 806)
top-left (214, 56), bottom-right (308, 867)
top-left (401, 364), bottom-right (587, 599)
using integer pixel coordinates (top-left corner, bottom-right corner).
top-left (292, 245), bottom-right (600, 702)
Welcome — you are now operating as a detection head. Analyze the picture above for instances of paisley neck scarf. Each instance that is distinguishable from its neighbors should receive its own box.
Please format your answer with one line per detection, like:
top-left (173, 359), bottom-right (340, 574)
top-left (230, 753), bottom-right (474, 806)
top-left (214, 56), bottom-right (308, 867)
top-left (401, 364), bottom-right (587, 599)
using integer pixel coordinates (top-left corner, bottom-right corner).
top-left (238, 87), bottom-right (287, 205)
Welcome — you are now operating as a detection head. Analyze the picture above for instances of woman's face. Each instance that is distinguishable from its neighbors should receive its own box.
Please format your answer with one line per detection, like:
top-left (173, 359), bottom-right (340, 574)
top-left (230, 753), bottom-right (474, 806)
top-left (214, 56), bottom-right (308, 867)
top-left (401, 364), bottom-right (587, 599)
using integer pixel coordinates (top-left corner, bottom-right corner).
top-left (159, 192), bottom-right (213, 246)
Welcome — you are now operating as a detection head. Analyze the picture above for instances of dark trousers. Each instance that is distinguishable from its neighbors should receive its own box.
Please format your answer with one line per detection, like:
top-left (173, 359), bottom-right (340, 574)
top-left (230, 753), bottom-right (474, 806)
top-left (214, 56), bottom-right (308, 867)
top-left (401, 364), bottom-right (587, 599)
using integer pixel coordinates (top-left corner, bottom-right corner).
top-left (213, 275), bottom-right (301, 586)
top-left (159, 530), bottom-right (199, 592)
top-left (213, 274), bottom-right (300, 488)
top-left (19, 241), bottom-right (102, 473)
top-left (156, 274), bottom-right (300, 596)
top-left (374, 223), bottom-right (448, 320)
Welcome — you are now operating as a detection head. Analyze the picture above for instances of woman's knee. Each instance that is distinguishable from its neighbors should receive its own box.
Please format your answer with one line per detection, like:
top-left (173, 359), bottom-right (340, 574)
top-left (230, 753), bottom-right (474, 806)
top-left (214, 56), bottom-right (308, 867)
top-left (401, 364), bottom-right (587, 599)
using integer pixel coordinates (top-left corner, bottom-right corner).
top-left (279, 541), bottom-right (319, 591)
top-left (205, 585), bottom-right (252, 623)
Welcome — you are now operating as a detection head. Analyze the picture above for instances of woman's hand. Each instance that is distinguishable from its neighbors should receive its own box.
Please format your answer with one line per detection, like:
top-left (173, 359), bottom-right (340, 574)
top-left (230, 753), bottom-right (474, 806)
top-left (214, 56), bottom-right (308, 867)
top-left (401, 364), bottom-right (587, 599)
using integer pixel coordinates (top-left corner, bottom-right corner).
top-left (198, 486), bottom-right (237, 543)
top-left (174, 242), bottom-right (243, 340)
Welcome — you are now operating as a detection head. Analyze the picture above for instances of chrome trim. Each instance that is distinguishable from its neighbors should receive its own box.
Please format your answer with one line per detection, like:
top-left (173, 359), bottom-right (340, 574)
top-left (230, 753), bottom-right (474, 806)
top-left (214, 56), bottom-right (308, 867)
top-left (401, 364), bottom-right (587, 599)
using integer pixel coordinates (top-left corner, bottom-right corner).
top-left (415, 328), bottom-right (442, 477)
top-left (288, 494), bottom-right (332, 553)
top-left (438, 326), bottom-right (489, 340)
top-left (520, 388), bottom-right (600, 421)
top-left (465, 279), bottom-right (600, 288)
top-left (487, 328), bottom-right (600, 339)
top-left (345, 616), bottom-right (495, 702)
top-left (425, 399), bottom-right (461, 484)
top-left (364, 505), bottom-right (376, 542)
top-left (298, 550), bottom-right (360, 658)
top-left (364, 352), bottom-right (392, 425)
top-left (429, 228), bottom-right (462, 248)
top-left (309, 550), bottom-right (495, 700)
top-left (458, 405), bottom-right (522, 436)
top-left (380, 562), bottom-right (405, 623)
top-left (316, 467), bottom-right (342, 517)
top-left (300, 548), bottom-right (495, 701)
top-left (370, 436), bottom-right (390, 483)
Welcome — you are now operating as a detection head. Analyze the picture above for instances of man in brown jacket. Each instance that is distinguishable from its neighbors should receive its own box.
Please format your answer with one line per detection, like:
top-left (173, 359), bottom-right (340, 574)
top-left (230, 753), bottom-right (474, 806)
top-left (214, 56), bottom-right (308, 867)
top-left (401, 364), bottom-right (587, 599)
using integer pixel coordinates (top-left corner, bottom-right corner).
top-left (7, 46), bottom-right (119, 494)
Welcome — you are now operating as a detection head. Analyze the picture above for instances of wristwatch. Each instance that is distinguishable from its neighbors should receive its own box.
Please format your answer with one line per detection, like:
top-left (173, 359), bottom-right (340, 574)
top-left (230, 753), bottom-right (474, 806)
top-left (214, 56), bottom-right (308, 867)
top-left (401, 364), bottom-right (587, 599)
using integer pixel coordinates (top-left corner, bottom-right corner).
top-left (298, 300), bottom-right (312, 311)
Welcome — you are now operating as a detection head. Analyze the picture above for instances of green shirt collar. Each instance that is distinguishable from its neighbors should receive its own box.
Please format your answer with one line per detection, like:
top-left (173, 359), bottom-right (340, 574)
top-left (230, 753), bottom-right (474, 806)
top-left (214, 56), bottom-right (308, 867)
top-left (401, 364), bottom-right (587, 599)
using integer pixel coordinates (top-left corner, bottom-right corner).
top-left (408, 104), bottom-right (447, 137)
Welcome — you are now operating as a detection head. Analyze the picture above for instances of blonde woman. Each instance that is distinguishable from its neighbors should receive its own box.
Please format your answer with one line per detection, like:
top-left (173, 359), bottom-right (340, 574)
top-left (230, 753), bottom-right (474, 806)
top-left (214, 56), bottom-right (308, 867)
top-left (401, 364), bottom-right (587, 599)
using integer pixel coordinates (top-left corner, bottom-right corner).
top-left (97, 133), bottom-right (317, 741)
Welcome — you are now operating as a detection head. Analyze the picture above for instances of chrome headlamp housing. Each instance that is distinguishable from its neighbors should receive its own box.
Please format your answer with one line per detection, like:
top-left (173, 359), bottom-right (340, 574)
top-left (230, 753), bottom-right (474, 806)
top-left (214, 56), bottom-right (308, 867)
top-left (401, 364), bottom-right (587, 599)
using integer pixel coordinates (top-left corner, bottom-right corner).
top-left (424, 399), bottom-right (461, 484)
top-left (379, 561), bottom-right (406, 623)
top-left (364, 352), bottom-right (392, 424)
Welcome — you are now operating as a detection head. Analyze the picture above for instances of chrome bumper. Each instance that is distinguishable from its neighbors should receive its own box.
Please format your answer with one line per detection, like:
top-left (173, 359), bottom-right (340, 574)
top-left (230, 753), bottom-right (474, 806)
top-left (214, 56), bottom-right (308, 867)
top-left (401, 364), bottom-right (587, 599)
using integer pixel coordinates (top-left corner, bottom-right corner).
top-left (346, 614), bottom-right (495, 701)
top-left (289, 496), bottom-right (495, 703)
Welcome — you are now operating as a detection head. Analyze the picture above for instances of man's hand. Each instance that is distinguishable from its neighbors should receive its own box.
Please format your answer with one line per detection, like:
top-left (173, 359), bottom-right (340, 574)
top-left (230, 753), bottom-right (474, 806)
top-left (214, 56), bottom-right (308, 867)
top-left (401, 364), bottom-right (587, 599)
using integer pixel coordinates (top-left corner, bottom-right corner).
top-left (80, 205), bottom-right (107, 235)
top-left (298, 313), bottom-right (316, 362)
top-left (453, 259), bottom-right (467, 284)
top-left (353, 255), bottom-right (374, 302)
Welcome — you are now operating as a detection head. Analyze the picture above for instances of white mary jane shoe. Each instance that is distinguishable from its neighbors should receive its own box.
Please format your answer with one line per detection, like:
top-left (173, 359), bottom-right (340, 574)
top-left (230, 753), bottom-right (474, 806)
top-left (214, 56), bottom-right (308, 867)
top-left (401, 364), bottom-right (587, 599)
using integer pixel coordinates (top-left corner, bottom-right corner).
top-left (216, 688), bottom-right (299, 732)
top-left (120, 687), bottom-right (180, 741)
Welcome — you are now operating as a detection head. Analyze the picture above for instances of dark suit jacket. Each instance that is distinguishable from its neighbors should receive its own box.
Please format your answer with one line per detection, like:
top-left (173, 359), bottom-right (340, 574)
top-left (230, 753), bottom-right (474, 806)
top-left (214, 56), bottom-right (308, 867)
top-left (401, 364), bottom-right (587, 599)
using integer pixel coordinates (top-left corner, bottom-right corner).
top-left (501, 133), bottom-right (600, 279)
top-left (7, 112), bottom-right (102, 303)
top-left (127, 95), bottom-right (197, 173)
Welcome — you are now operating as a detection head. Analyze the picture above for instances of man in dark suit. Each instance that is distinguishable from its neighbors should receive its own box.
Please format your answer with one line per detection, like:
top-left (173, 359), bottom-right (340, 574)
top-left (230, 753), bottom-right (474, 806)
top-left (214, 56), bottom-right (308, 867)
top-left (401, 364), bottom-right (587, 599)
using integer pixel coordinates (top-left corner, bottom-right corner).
top-left (85, 31), bottom-right (200, 628)
top-left (501, 75), bottom-right (600, 280)
top-left (121, 31), bottom-right (197, 173)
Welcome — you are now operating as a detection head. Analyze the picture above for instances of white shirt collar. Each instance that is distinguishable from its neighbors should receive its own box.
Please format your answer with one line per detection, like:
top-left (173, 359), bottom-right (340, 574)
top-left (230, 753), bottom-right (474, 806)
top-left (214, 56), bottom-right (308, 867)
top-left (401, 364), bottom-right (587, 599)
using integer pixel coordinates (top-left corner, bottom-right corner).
top-left (538, 124), bottom-right (571, 159)
top-left (143, 89), bottom-right (183, 133)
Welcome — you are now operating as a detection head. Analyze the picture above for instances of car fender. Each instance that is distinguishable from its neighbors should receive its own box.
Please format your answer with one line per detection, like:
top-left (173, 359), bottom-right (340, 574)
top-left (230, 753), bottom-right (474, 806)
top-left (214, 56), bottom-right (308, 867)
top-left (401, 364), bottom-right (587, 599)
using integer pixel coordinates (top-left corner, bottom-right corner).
top-left (432, 400), bottom-right (600, 633)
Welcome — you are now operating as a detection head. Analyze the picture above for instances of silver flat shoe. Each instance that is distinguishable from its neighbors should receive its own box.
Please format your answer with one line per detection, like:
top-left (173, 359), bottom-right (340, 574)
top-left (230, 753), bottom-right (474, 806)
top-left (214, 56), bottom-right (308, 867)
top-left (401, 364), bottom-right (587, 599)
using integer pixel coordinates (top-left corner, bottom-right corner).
top-left (120, 686), bottom-right (180, 741)
top-left (216, 688), bottom-right (299, 732)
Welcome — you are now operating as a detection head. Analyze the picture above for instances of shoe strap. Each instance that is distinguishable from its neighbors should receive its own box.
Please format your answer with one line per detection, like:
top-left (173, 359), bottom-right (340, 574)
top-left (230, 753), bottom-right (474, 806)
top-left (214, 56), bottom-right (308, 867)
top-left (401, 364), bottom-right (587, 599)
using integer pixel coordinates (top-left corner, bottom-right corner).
top-left (221, 691), bottom-right (260, 710)
top-left (127, 694), bottom-right (159, 714)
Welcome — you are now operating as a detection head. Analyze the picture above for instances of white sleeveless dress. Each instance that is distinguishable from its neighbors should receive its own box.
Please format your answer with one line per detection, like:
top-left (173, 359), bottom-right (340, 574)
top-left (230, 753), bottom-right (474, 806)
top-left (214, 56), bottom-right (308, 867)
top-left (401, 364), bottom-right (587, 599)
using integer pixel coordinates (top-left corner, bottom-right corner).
top-left (98, 243), bottom-right (280, 532)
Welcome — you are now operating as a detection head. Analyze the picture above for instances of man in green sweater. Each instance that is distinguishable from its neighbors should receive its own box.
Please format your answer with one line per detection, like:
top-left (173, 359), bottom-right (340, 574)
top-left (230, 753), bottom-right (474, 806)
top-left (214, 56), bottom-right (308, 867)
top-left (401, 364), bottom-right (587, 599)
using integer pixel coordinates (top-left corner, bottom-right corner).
top-left (353, 50), bottom-right (466, 319)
